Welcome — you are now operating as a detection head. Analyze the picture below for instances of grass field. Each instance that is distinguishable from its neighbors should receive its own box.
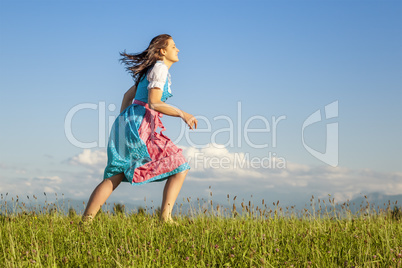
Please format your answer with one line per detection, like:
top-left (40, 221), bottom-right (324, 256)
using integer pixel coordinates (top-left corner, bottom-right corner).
top-left (1, 193), bottom-right (401, 267)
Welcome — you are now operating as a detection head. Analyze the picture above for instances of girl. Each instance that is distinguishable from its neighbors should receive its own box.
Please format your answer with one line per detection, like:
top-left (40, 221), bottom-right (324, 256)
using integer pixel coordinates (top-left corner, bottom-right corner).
top-left (81, 34), bottom-right (197, 224)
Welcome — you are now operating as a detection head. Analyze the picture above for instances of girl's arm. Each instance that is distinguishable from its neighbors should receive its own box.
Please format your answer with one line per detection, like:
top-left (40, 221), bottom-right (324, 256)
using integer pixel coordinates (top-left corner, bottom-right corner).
top-left (148, 88), bottom-right (197, 130)
top-left (120, 85), bottom-right (137, 113)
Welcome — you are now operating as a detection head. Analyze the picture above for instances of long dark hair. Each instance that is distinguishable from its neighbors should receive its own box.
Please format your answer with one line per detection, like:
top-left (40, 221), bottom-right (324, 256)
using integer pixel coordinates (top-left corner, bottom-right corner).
top-left (119, 34), bottom-right (172, 87)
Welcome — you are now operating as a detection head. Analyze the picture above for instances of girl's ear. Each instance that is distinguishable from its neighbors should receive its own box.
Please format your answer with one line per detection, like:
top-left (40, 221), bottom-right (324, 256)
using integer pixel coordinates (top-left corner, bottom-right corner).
top-left (160, 48), bottom-right (166, 56)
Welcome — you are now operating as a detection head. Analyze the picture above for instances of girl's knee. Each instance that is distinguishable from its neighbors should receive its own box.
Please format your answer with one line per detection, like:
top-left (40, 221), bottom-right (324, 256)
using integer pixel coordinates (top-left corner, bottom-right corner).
top-left (106, 173), bottom-right (124, 189)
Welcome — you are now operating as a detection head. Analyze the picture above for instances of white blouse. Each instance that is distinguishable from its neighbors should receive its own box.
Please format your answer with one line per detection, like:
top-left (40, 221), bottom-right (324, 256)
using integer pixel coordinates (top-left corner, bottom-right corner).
top-left (147, 61), bottom-right (172, 93)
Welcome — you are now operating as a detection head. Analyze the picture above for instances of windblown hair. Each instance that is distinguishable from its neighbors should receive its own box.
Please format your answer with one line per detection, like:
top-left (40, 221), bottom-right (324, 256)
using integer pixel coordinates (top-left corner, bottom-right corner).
top-left (119, 34), bottom-right (172, 87)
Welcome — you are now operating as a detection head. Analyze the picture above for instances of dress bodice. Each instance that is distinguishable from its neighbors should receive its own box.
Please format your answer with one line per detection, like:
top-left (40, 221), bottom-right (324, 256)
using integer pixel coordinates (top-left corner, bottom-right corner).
top-left (134, 61), bottom-right (173, 103)
top-left (134, 76), bottom-right (173, 103)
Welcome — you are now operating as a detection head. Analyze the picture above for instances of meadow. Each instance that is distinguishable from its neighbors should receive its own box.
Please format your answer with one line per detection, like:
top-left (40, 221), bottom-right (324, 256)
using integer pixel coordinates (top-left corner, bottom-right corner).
top-left (0, 192), bottom-right (401, 267)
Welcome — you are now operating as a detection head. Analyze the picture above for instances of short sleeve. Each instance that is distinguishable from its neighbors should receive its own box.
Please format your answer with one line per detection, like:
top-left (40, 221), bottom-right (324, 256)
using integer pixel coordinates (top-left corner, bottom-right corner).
top-left (147, 62), bottom-right (169, 90)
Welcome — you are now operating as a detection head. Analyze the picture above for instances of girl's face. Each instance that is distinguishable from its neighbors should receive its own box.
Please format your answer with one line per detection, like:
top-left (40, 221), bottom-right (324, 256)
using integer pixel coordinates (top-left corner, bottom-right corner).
top-left (161, 38), bottom-right (179, 64)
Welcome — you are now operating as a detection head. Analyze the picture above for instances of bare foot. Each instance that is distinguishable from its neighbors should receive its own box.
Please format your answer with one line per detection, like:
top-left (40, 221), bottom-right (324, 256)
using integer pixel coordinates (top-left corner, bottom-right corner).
top-left (79, 215), bottom-right (94, 229)
top-left (160, 217), bottom-right (179, 226)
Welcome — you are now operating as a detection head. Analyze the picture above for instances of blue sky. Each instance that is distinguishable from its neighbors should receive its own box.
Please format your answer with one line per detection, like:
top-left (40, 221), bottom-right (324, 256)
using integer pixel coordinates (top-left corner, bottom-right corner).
top-left (0, 0), bottom-right (401, 210)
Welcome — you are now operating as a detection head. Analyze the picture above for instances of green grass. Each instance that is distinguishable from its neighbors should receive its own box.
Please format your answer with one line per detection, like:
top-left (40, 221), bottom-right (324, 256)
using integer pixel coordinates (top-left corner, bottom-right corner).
top-left (0, 194), bottom-right (401, 267)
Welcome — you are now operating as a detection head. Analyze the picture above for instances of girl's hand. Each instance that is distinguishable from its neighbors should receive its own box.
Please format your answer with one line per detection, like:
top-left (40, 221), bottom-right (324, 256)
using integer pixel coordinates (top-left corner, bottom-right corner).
top-left (182, 112), bottom-right (198, 130)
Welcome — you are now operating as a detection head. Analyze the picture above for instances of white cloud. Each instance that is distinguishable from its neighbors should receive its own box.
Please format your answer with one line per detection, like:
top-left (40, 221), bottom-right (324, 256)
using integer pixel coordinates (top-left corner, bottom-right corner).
top-left (0, 163), bottom-right (10, 169)
top-left (15, 169), bottom-right (27, 174)
top-left (69, 149), bottom-right (106, 166)
top-left (179, 144), bottom-right (402, 203)
top-left (68, 149), bottom-right (107, 175)
top-left (1, 145), bottom-right (400, 208)
top-left (180, 144), bottom-right (268, 180)
top-left (34, 176), bottom-right (62, 184)
top-left (44, 186), bottom-right (58, 194)
top-left (286, 162), bottom-right (311, 172)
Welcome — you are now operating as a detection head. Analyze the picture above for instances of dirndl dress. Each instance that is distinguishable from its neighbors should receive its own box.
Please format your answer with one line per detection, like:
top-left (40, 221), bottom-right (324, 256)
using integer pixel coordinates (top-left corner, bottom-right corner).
top-left (103, 65), bottom-right (190, 185)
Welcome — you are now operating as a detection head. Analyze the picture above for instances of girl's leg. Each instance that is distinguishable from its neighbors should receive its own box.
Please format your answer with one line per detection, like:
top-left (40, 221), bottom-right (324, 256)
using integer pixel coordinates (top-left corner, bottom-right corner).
top-left (160, 169), bottom-right (189, 222)
top-left (82, 173), bottom-right (125, 220)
